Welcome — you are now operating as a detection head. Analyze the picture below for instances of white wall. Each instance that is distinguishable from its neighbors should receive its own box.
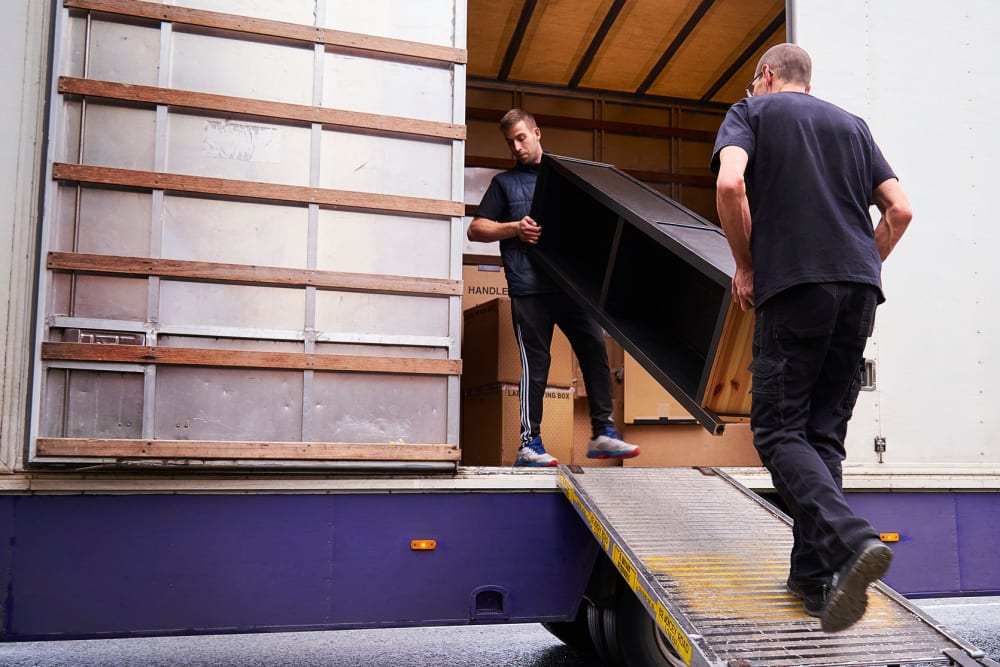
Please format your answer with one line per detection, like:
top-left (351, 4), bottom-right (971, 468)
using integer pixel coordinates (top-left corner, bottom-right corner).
top-left (792, 1), bottom-right (1000, 475)
top-left (0, 0), bottom-right (51, 473)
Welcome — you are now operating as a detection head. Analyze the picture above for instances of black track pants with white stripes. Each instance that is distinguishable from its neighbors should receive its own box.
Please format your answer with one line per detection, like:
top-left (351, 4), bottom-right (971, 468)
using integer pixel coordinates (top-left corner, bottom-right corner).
top-left (509, 293), bottom-right (614, 445)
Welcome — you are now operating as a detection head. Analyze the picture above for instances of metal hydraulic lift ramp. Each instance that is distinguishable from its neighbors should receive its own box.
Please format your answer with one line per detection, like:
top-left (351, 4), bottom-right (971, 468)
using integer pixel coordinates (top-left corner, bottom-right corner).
top-left (558, 466), bottom-right (994, 667)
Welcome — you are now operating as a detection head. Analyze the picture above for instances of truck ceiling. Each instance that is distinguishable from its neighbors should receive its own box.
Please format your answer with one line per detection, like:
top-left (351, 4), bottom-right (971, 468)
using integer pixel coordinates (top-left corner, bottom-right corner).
top-left (467, 0), bottom-right (787, 105)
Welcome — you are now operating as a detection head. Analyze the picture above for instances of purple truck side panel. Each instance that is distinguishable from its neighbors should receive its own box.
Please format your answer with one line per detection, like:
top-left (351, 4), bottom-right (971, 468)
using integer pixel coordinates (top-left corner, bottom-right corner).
top-left (0, 492), bottom-right (598, 641)
top-left (3, 489), bottom-right (998, 640)
top-left (954, 493), bottom-right (1000, 594)
top-left (846, 491), bottom-right (1000, 597)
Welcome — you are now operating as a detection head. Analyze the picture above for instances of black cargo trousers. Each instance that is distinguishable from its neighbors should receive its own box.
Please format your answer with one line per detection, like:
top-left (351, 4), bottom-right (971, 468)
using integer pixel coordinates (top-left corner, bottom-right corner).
top-left (750, 281), bottom-right (883, 588)
top-left (509, 293), bottom-right (614, 446)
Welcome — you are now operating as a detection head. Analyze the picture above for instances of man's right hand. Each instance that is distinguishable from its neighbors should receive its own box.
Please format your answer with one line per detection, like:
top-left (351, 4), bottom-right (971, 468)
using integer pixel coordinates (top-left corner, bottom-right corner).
top-left (517, 216), bottom-right (542, 245)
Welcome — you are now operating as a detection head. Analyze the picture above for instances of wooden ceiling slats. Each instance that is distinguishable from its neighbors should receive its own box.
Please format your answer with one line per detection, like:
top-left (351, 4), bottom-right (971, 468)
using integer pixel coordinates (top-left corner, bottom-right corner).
top-left (636, 0), bottom-right (717, 95)
top-left (498, 0), bottom-right (539, 80)
top-left (701, 10), bottom-right (786, 101)
top-left (569, 0), bottom-right (627, 88)
top-left (468, 0), bottom-right (786, 106)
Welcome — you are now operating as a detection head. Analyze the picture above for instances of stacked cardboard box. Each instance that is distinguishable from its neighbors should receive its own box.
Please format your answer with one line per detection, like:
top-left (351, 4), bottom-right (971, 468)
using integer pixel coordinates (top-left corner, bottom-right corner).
top-left (461, 264), bottom-right (509, 311)
top-left (620, 352), bottom-right (760, 468)
top-left (460, 291), bottom-right (574, 466)
top-left (463, 384), bottom-right (574, 466)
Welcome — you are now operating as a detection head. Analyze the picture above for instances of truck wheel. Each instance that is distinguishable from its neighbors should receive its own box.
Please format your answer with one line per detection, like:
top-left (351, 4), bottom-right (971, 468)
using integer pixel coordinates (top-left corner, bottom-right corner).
top-left (540, 600), bottom-right (593, 654)
top-left (586, 598), bottom-right (616, 665)
top-left (610, 587), bottom-right (686, 667)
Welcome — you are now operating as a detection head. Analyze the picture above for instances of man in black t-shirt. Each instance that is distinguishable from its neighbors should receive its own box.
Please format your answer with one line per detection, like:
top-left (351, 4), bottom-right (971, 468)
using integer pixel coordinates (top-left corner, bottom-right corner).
top-left (468, 109), bottom-right (639, 467)
top-left (712, 44), bottom-right (913, 633)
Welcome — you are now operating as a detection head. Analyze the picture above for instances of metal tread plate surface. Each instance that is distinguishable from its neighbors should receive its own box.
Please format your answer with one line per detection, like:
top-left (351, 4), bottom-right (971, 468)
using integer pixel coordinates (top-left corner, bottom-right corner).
top-left (558, 466), bottom-right (981, 667)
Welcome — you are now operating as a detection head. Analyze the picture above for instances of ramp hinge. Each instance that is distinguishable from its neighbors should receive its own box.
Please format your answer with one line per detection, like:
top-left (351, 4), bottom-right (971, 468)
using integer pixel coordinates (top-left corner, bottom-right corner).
top-left (942, 647), bottom-right (998, 666)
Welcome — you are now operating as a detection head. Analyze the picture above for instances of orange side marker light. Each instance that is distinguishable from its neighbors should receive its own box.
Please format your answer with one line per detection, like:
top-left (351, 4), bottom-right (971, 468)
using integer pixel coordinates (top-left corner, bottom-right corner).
top-left (410, 539), bottom-right (437, 551)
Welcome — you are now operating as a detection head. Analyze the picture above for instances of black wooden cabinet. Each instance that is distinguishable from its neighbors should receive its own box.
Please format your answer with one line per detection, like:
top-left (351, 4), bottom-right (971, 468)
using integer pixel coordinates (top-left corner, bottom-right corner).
top-left (530, 154), bottom-right (752, 434)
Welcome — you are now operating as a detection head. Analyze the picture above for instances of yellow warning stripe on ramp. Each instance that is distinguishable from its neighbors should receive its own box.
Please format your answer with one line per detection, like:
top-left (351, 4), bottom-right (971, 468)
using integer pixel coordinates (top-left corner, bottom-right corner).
top-left (558, 470), bottom-right (694, 665)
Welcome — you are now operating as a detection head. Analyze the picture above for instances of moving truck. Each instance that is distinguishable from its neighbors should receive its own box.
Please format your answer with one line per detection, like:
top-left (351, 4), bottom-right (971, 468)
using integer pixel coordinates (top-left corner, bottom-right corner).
top-left (1, 1), bottom-right (996, 665)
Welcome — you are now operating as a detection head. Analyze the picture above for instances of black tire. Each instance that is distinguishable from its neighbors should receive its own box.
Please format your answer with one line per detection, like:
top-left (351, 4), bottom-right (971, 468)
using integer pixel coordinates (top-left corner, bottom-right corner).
top-left (541, 600), bottom-right (593, 654)
top-left (611, 587), bottom-right (685, 667)
top-left (586, 597), bottom-right (615, 665)
top-left (600, 593), bottom-right (628, 667)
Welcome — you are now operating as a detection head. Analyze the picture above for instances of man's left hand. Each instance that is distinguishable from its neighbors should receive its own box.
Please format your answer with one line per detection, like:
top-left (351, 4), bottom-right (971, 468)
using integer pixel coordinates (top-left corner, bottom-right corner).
top-left (732, 266), bottom-right (754, 311)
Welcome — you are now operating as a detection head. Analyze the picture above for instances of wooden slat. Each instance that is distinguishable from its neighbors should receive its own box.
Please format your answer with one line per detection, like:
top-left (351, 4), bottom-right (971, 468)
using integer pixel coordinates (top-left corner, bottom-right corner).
top-left (51, 163), bottom-right (464, 218)
top-left (37, 438), bottom-right (460, 461)
top-left (42, 342), bottom-right (462, 376)
top-left (498, 0), bottom-right (537, 81)
top-left (701, 10), bottom-right (786, 102)
top-left (568, 0), bottom-right (626, 89)
top-left (48, 251), bottom-right (462, 297)
top-left (64, 0), bottom-right (466, 65)
top-left (59, 77), bottom-right (464, 141)
top-left (465, 155), bottom-right (716, 187)
top-left (704, 302), bottom-right (753, 416)
top-left (466, 107), bottom-right (718, 141)
top-left (636, 0), bottom-right (717, 95)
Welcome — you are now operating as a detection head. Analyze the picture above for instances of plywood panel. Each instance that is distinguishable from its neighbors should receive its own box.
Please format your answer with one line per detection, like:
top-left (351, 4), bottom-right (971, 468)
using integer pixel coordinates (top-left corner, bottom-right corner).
top-left (581, 0), bottom-right (699, 92)
top-left (508, 0), bottom-right (612, 86)
top-left (645, 0), bottom-right (786, 100)
top-left (467, 0), bottom-right (522, 77)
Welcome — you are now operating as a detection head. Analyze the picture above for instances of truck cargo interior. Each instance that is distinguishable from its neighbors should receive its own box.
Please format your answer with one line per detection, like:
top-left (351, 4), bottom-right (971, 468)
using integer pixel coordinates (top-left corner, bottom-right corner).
top-left (464, 0), bottom-right (786, 226)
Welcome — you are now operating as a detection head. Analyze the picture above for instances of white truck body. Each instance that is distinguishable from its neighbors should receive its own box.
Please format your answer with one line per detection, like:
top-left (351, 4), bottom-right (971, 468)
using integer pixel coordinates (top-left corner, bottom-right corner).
top-left (792, 0), bottom-right (1000, 487)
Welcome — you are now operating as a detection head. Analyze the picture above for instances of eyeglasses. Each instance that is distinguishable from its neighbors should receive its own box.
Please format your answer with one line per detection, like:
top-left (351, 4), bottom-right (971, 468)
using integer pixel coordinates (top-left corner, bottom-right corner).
top-left (745, 70), bottom-right (765, 97)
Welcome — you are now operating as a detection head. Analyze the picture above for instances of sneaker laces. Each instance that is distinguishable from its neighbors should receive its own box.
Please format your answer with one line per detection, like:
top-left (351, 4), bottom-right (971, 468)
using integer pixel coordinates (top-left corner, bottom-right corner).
top-left (595, 426), bottom-right (620, 440)
top-left (522, 437), bottom-right (545, 454)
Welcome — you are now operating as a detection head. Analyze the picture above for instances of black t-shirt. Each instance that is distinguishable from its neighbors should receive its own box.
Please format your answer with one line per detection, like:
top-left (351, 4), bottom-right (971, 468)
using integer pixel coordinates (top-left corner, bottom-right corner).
top-left (711, 92), bottom-right (897, 305)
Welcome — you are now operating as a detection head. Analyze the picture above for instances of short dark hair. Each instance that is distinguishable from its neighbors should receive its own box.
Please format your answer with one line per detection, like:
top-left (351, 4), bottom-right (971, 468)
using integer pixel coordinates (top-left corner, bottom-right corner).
top-left (757, 43), bottom-right (812, 87)
top-left (499, 108), bottom-right (537, 132)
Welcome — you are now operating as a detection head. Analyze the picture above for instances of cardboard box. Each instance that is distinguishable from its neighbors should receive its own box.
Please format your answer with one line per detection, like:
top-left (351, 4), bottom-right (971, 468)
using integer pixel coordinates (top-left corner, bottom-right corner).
top-left (623, 352), bottom-right (695, 424)
top-left (461, 384), bottom-right (574, 466)
top-left (621, 422), bottom-right (762, 468)
top-left (462, 297), bottom-right (573, 390)
top-left (462, 264), bottom-right (509, 311)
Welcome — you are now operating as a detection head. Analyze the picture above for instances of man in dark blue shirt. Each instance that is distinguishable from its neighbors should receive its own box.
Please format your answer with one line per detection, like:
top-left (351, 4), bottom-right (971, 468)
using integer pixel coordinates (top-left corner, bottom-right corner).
top-left (712, 44), bottom-right (912, 633)
top-left (468, 109), bottom-right (639, 467)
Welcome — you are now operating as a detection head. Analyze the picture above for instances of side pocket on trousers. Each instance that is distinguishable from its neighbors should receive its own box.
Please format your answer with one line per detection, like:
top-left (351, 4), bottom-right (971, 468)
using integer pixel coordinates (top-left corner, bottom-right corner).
top-left (749, 357), bottom-right (785, 425)
top-left (841, 359), bottom-right (865, 416)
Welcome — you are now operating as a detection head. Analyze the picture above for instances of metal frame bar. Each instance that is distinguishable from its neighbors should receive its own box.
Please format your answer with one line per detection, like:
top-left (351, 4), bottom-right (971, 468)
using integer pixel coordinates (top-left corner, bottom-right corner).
top-left (568, 0), bottom-right (626, 89)
top-left (636, 0), bottom-right (717, 95)
top-left (700, 10), bottom-right (787, 102)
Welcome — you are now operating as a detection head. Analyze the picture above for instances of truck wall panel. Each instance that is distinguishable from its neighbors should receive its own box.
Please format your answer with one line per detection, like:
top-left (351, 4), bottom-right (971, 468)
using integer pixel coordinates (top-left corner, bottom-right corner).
top-left (792, 0), bottom-right (1000, 472)
top-left (30, 0), bottom-right (466, 465)
top-left (0, 492), bottom-right (595, 640)
top-left (846, 492), bottom-right (1000, 597)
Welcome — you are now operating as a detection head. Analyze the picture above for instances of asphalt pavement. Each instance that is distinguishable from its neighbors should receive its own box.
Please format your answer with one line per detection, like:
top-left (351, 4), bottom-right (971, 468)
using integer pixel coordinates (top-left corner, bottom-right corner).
top-left (1, 597), bottom-right (997, 666)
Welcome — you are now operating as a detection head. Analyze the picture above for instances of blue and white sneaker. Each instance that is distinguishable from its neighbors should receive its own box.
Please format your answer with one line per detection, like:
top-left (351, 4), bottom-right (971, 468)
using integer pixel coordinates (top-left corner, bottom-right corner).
top-left (587, 426), bottom-right (640, 459)
top-left (515, 436), bottom-right (558, 467)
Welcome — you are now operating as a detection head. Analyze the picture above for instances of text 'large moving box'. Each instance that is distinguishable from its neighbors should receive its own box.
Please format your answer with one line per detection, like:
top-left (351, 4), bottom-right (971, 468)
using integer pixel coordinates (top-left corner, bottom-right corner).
top-left (462, 384), bottom-right (573, 466)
